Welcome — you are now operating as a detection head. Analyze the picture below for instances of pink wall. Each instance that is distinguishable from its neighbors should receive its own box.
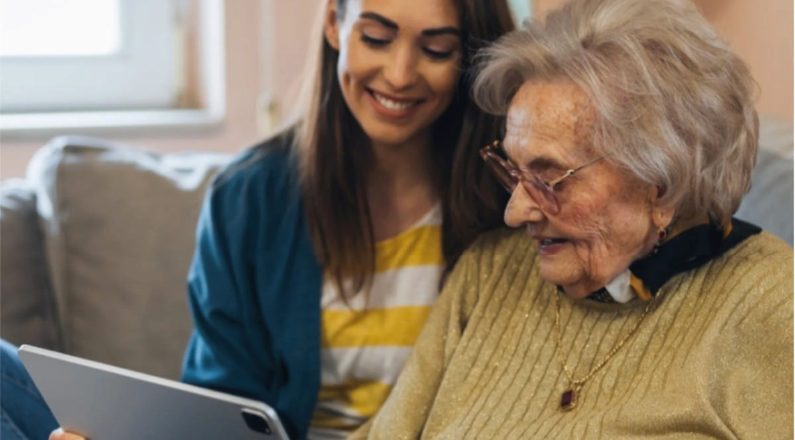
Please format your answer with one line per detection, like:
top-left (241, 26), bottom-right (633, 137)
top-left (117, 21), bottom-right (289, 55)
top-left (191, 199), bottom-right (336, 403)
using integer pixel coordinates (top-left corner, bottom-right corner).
top-left (1, 0), bottom-right (791, 178)
top-left (697, 0), bottom-right (793, 121)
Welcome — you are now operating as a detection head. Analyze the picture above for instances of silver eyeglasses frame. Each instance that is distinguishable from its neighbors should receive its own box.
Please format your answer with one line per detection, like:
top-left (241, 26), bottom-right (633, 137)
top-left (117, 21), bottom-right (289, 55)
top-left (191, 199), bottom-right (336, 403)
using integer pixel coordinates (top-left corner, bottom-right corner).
top-left (480, 140), bottom-right (605, 214)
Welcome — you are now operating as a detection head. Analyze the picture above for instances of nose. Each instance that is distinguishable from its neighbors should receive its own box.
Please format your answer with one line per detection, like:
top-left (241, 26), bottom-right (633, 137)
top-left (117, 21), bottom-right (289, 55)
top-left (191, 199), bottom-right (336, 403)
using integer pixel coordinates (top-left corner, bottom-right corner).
top-left (384, 44), bottom-right (419, 90)
top-left (504, 185), bottom-right (545, 227)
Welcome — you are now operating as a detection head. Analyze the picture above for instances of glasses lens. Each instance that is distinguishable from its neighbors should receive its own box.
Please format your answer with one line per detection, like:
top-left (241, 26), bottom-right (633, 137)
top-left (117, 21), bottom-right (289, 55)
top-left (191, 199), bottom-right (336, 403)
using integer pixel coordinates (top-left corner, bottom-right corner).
top-left (482, 151), bottom-right (518, 192)
top-left (523, 175), bottom-right (560, 214)
top-left (481, 142), bottom-right (560, 214)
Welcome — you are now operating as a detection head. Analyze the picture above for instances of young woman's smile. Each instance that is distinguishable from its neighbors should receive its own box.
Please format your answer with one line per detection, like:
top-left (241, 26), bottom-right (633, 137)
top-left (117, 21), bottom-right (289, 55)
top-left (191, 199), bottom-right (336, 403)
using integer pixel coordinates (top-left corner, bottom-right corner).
top-left (366, 87), bottom-right (426, 119)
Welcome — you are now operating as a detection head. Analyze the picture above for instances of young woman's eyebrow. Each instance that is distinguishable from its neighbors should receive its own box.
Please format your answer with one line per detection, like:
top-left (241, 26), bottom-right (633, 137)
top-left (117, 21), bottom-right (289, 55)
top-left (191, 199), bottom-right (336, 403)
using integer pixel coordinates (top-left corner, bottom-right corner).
top-left (359, 11), bottom-right (460, 37)
top-left (422, 27), bottom-right (461, 37)
top-left (359, 12), bottom-right (398, 30)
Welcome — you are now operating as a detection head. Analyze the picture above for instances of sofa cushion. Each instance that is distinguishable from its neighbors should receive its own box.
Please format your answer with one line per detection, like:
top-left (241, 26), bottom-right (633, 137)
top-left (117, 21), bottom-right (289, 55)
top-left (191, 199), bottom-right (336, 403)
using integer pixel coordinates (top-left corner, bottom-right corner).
top-left (26, 136), bottom-right (231, 379)
top-left (736, 118), bottom-right (793, 245)
top-left (0, 179), bottom-right (61, 349)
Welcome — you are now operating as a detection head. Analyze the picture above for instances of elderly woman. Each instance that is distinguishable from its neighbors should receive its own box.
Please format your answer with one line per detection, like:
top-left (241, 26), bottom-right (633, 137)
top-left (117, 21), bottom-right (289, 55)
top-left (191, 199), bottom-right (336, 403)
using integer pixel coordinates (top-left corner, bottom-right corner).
top-left (354, 0), bottom-right (793, 438)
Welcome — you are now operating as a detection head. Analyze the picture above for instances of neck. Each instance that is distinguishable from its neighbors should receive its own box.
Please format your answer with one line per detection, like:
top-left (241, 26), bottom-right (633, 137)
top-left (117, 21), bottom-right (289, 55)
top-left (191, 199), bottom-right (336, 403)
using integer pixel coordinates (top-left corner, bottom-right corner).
top-left (559, 214), bottom-right (712, 300)
top-left (365, 137), bottom-right (440, 240)
top-left (366, 137), bottom-right (437, 197)
top-left (666, 214), bottom-right (711, 240)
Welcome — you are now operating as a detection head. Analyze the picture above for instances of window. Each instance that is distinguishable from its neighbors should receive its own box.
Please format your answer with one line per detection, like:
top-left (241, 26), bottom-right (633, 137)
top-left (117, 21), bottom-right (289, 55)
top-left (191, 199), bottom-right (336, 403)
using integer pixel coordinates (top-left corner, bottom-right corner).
top-left (1, 0), bottom-right (122, 57)
top-left (509, 0), bottom-right (532, 27)
top-left (0, 0), bottom-right (224, 132)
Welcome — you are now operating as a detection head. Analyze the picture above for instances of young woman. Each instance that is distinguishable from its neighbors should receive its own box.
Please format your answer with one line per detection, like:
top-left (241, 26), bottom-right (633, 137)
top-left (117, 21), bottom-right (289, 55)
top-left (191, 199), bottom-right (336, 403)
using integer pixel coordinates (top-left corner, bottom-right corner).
top-left (181, 1), bottom-right (513, 438)
top-left (25, 0), bottom-right (515, 439)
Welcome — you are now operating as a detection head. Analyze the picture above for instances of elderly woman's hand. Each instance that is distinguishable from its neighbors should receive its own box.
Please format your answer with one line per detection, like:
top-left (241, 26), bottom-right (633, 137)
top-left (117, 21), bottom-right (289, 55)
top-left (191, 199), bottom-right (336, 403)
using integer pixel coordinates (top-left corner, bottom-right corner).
top-left (49, 428), bottom-right (87, 440)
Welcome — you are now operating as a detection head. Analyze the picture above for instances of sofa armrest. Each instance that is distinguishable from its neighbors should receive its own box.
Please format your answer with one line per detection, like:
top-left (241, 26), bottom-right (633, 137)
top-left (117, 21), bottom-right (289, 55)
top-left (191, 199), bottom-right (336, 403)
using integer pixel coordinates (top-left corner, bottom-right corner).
top-left (0, 179), bottom-right (62, 349)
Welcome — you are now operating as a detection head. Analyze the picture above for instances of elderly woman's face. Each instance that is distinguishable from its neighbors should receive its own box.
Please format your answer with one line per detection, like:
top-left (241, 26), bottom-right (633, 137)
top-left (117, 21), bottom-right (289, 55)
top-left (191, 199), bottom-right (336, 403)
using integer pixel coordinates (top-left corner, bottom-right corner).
top-left (503, 79), bottom-right (661, 298)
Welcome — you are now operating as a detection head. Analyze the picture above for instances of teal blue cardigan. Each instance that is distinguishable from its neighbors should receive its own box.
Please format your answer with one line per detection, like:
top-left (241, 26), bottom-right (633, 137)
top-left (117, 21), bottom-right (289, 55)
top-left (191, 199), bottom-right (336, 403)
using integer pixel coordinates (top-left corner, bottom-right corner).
top-left (182, 132), bottom-right (322, 440)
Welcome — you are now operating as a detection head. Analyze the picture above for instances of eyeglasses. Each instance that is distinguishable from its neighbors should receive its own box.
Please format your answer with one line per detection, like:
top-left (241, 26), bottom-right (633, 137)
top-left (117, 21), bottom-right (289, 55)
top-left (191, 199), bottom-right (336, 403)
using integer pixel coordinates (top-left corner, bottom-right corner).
top-left (480, 140), bottom-right (604, 214)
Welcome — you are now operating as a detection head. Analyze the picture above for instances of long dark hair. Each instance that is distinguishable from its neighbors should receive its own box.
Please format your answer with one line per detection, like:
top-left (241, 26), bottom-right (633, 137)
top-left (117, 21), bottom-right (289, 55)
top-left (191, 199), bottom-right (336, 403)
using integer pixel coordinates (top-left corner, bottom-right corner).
top-left (295, 0), bottom-right (514, 298)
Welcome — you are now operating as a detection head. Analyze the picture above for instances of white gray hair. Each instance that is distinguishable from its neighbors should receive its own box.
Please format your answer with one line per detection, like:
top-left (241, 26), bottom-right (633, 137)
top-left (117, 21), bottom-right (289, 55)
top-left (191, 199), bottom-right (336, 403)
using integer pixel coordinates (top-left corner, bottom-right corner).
top-left (473, 0), bottom-right (759, 224)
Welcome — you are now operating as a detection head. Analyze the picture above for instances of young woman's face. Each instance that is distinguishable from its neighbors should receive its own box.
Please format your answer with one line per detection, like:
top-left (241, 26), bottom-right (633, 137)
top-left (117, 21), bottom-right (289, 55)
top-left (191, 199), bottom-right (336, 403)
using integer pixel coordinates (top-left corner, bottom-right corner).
top-left (324, 0), bottom-right (462, 148)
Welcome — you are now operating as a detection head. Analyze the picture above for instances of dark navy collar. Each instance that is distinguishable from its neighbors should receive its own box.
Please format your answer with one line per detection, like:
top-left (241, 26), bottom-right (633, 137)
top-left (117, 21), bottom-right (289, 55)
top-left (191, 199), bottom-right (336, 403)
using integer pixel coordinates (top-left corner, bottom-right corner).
top-left (585, 218), bottom-right (761, 303)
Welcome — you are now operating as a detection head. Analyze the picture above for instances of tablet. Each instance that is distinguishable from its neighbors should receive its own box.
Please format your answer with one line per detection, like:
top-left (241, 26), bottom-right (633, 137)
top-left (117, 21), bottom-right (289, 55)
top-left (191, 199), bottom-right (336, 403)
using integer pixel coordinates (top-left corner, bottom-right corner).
top-left (18, 345), bottom-right (290, 440)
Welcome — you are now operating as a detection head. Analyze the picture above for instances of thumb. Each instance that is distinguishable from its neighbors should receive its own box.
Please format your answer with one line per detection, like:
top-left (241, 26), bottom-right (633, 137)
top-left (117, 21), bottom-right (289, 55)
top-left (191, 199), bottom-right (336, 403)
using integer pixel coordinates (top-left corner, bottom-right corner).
top-left (50, 428), bottom-right (88, 440)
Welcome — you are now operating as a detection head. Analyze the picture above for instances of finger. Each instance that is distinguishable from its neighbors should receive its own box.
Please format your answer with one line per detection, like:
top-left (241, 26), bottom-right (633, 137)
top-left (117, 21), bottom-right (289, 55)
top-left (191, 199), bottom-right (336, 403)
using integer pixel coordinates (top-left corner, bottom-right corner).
top-left (49, 428), bottom-right (88, 440)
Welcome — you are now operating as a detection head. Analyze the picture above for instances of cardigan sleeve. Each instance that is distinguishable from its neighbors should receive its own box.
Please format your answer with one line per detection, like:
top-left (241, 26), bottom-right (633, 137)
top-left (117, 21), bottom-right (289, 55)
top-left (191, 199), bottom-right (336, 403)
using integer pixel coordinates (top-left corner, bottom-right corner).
top-left (180, 141), bottom-right (321, 440)
top-left (181, 167), bottom-right (282, 404)
top-left (352, 239), bottom-right (482, 439)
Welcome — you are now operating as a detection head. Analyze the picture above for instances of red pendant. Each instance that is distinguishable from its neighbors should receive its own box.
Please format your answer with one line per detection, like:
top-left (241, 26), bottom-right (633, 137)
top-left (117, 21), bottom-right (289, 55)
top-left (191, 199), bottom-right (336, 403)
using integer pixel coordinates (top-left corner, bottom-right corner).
top-left (561, 389), bottom-right (577, 410)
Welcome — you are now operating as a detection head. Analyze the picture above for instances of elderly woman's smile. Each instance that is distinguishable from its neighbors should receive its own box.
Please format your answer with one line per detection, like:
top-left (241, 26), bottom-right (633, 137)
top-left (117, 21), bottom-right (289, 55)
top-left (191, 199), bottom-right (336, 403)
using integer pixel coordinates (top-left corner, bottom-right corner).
top-left (502, 79), bottom-right (666, 299)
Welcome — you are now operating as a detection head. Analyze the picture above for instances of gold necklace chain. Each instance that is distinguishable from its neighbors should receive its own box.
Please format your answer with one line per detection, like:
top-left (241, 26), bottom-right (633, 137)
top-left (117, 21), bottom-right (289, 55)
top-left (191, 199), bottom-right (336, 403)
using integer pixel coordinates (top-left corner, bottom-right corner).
top-left (553, 290), bottom-right (654, 411)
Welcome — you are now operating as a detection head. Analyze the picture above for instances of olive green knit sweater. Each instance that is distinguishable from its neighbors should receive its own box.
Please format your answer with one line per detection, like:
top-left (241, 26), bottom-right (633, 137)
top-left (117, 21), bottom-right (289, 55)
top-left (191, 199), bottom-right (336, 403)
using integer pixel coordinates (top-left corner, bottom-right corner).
top-left (354, 229), bottom-right (793, 439)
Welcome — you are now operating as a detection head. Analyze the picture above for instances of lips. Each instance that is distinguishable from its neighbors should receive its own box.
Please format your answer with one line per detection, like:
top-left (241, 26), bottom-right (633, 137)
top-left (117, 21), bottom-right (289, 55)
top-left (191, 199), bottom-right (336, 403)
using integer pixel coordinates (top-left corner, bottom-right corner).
top-left (533, 235), bottom-right (569, 255)
top-left (539, 238), bottom-right (567, 246)
top-left (367, 88), bottom-right (424, 115)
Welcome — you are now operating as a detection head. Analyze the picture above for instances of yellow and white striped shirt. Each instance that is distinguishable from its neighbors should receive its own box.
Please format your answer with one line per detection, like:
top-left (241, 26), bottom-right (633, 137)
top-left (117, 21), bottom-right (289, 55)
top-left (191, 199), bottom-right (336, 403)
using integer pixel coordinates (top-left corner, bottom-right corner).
top-left (308, 205), bottom-right (443, 439)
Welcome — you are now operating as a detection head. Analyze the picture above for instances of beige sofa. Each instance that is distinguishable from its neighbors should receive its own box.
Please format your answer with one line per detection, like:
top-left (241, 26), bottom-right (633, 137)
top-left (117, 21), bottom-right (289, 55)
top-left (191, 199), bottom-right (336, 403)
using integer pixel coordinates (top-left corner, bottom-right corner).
top-left (1, 119), bottom-right (792, 380)
top-left (1, 136), bottom-right (230, 379)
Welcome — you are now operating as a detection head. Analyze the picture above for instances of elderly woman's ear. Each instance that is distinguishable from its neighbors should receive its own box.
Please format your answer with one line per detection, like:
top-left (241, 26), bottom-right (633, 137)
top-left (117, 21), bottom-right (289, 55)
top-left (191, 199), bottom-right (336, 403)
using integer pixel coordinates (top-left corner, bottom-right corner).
top-left (652, 185), bottom-right (675, 223)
